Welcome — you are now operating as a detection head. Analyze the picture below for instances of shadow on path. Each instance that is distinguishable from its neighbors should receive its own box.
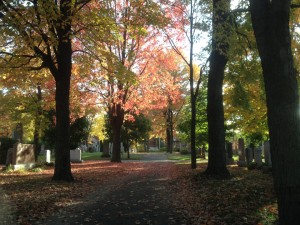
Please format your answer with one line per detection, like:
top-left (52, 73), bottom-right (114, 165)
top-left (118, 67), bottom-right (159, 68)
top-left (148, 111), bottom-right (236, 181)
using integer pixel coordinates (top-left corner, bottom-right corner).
top-left (36, 153), bottom-right (189, 225)
top-left (0, 187), bottom-right (16, 225)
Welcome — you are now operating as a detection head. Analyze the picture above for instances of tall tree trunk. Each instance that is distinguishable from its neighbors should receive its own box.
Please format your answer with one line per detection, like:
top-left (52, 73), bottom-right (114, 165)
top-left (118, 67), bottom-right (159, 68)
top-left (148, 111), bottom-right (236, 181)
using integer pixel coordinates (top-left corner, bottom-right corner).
top-left (250, 0), bottom-right (300, 223)
top-left (34, 84), bottom-right (42, 161)
top-left (166, 106), bottom-right (174, 153)
top-left (52, 0), bottom-right (73, 181)
top-left (190, 0), bottom-right (197, 168)
top-left (110, 103), bottom-right (124, 162)
top-left (205, 0), bottom-right (230, 178)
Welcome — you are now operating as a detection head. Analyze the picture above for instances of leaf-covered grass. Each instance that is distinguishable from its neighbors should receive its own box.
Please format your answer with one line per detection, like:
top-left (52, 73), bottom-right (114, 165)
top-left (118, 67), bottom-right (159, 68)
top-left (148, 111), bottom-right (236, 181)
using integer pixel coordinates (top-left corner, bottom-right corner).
top-left (0, 161), bottom-right (277, 225)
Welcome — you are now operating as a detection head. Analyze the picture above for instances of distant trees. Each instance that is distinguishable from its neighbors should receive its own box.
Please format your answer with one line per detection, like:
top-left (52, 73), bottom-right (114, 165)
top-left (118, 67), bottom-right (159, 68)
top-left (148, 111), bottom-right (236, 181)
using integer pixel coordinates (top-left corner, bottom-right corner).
top-left (122, 113), bottom-right (152, 158)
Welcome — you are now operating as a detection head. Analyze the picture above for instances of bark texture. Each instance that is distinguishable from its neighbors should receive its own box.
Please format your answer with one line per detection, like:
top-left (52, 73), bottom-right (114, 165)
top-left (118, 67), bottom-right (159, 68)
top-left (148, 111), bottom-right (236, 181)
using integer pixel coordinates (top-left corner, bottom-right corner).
top-left (205, 0), bottom-right (231, 178)
top-left (52, 0), bottom-right (74, 181)
top-left (110, 103), bottom-right (124, 162)
top-left (250, 0), bottom-right (300, 223)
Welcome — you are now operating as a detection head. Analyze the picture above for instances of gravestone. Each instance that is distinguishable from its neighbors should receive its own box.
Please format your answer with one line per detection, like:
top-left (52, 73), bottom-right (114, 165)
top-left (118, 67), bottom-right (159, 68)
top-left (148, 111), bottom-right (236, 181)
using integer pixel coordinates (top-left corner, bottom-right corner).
top-left (226, 142), bottom-right (234, 165)
top-left (237, 138), bottom-right (247, 167)
top-left (109, 143), bottom-right (113, 155)
top-left (102, 142), bottom-right (110, 157)
top-left (6, 143), bottom-right (35, 170)
top-left (40, 145), bottom-right (45, 155)
top-left (45, 150), bottom-right (51, 163)
top-left (70, 149), bottom-right (82, 163)
top-left (245, 144), bottom-right (254, 165)
top-left (264, 140), bottom-right (272, 166)
top-left (254, 146), bottom-right (263, 166)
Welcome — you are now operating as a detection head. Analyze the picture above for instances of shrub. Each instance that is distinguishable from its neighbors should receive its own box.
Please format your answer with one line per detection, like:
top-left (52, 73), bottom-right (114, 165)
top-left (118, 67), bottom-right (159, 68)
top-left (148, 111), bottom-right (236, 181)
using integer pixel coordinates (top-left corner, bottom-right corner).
top-left (180, 148), bottom-right (190, 155)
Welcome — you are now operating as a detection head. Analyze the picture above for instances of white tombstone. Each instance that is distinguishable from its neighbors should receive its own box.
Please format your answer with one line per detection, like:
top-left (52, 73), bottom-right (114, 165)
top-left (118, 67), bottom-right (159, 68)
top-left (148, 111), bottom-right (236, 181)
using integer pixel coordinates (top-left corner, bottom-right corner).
top-left (70, 149), bottom-right (82, 163)
top-left (45, 150), bottom-right (51, 163)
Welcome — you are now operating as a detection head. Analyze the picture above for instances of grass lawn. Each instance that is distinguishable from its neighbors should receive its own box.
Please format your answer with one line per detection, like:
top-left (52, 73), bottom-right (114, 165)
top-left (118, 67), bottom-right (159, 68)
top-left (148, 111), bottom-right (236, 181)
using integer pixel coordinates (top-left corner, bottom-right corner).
top-left (167, 152), bottom-right (208, 164)
top-left (37, 151), bottom-right (142, 163)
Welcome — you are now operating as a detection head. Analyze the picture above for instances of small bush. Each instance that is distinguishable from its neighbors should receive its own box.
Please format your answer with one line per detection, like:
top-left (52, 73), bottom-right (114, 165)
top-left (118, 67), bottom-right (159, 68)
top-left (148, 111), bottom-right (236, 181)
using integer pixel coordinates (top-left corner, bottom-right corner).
top-left (248, 162), bottom-right (257, 170)
top-left (180, 148), bottom-right (190, 155)
top-left (173, 147), bottom-right (181, 152)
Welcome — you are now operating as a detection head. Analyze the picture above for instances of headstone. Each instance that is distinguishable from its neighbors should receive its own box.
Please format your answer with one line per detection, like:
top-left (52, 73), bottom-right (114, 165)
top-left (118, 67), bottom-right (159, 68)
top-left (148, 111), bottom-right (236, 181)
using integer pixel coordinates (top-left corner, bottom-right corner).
top-left (237, 138), bottom-right (247, 167)
top-left (254, 146), bottom-right (263, 166)
top-left (109, 143), bottom-right (113, 155)
top-left (40, 144), bottom-right (45, 155)
top-left (121, 142), bottom-right (124, 153)
top-left (226, 142), bottom-right (234, 165)
top-left (70, 149), bottom-right (82, 163)
top-left (245, 144), bottom-right (254, 165)
top-left (13, 143), bottom-right (35, 165)
top-left (45, 150), bottom-right (51, 163)
top-left (264, 140), bottom-right (272, 166)
top-left (6, 143), bottom-right (35, 170)
top-left (102, 142), bottom-right (110, 157)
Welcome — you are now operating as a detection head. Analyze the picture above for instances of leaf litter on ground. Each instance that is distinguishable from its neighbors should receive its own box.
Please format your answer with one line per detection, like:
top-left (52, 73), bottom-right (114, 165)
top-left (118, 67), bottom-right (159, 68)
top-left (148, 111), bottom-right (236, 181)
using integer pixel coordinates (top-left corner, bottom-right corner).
top-left (0, 160), bottom-right (277, 225)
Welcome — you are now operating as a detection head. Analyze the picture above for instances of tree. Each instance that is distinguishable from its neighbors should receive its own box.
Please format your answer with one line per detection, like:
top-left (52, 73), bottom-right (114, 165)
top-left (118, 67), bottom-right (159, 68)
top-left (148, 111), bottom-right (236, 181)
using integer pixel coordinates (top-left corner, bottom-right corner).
top-left (122, 113), bottom-right (152, 158)
top-left (249, 0), bottom-right (300, 223)
top-left (223, 11), bottom-right (269, 142)
top-left (70, 117), bottom-right (91, 149)
top-left (139, 49), bottom-right (187, 153)
top-left (178, 77), bottom-right (208, 148)
top-left (164, 0), bottom-right (209, 168)
top-left (205, 0), bottom-right (231, 178)
top-left (75, 0), bottom-right (173, 162)
top-left (0, 0), bottom-right (92, 181)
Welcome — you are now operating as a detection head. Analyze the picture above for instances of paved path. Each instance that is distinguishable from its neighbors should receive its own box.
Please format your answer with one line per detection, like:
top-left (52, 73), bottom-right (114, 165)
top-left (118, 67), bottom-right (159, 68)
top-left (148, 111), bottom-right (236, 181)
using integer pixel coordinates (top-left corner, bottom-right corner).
top-left (36, 153), bottom-right (188, 225)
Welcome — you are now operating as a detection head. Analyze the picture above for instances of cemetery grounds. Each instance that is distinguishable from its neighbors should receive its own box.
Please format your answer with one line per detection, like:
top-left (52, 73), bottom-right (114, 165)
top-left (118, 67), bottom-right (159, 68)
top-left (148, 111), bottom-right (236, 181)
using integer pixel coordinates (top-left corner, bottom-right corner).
top-left (0, 152), bottom-right (278, 225)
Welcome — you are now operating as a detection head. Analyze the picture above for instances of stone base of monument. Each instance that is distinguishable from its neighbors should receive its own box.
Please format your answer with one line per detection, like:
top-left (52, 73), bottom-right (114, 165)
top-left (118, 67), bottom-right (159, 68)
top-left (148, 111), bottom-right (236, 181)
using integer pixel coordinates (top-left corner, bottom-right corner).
top-left (9, 163), bottom-right (35, 171)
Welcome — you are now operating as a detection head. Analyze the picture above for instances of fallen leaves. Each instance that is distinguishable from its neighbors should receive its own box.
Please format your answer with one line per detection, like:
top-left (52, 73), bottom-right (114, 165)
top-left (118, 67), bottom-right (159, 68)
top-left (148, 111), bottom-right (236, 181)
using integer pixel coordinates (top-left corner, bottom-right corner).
top-left (0, 161), bottom-right (278, 225)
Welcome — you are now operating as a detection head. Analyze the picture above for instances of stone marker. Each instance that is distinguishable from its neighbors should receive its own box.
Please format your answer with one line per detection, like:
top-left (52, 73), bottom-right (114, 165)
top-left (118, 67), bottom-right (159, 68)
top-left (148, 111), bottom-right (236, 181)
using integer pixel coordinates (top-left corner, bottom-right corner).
top-left (6, 143), bottom-right (35, 170)
top-left (70, 149), bottom-right (82, 163)
top-left (237, 138), bottom-right (247, 167)
top-left (45, 150), bottom-right (51, 163)
top-left (102, 142), bottom-right (110, 157)
top-left (245, 144), bottom-right (254, 165)
top-left (226, 142), bottom-right (234, 165)
top-left (254, 146), bottom-right (263, 166)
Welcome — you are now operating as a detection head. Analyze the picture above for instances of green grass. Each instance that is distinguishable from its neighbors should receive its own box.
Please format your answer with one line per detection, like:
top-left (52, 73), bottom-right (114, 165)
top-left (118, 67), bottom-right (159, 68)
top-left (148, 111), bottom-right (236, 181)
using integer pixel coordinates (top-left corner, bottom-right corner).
top-left (167, 153), bottom-right (208, 164)
top-left (167, 154), bottom-right (190, 161)
top-left (37, 151), bottom-right (142, 162)
top-left (81, 152), bottom-right (103, 160)
top-left (121, 153), bottom-right (142, 160)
